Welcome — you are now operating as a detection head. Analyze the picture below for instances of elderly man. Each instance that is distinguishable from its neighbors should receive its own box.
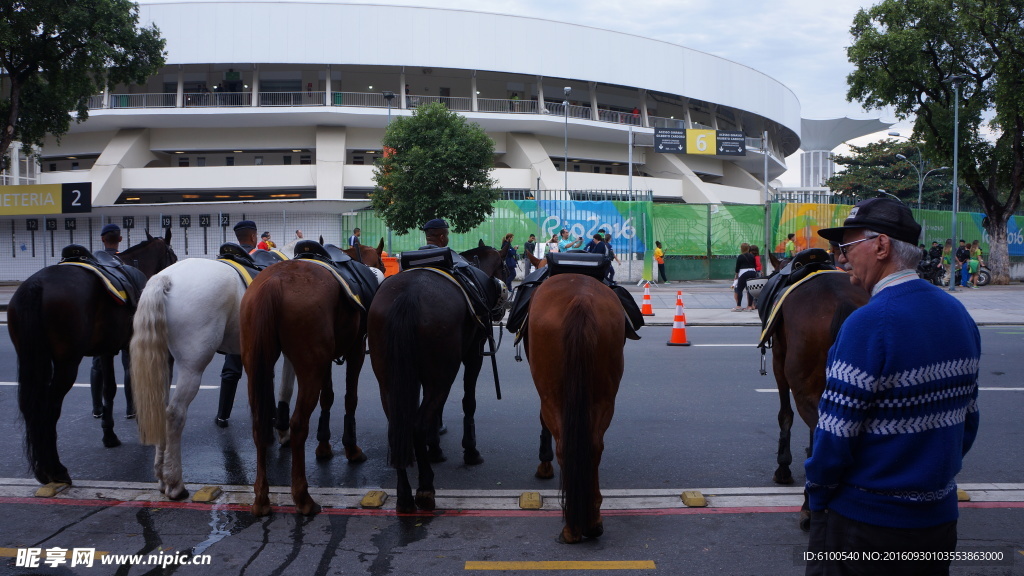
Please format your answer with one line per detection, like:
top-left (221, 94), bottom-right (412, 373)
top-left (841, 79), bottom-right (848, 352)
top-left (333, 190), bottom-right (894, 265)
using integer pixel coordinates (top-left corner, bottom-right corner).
top-left (807, 198), bottom-right (980, 576)
top-left (216, 220), bottom-right (259, 427)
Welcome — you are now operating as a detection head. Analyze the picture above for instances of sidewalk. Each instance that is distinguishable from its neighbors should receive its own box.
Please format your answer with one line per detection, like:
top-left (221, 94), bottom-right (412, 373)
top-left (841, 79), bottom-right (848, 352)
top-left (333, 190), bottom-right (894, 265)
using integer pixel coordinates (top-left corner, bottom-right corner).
top-left (0, 279), bottom-right (1022, 326)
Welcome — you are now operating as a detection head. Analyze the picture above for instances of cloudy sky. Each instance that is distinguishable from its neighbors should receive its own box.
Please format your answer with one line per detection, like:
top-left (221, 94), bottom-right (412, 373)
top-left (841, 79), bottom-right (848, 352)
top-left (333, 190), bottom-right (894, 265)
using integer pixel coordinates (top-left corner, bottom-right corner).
top-left (144, 0), bottom-right (906, 185)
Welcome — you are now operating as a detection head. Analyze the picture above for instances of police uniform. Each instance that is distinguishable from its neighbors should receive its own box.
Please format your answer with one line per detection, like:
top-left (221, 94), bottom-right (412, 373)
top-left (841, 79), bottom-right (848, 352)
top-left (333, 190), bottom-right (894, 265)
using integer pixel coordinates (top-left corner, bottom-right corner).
top-left (90, 223), bottom-right (135, 419)
top-left (217, 220), bottom-right (258, 427)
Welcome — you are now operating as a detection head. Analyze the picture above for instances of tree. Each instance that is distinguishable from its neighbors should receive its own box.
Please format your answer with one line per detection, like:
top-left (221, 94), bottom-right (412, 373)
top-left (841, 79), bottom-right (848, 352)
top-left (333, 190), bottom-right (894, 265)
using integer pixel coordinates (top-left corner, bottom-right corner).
top-left (846, 0), bottom-right (1023, 284)
top-left (0, 0), bottom-right (166, 168)
top-left (371, 102), bottom-right (500, 234)
top-left (828, 139), bottom-right (953, 205)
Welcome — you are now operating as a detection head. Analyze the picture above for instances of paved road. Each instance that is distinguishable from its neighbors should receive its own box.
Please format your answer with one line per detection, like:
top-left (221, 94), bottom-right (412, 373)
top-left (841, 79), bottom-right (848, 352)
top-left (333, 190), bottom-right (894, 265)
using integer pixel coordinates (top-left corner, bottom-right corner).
top-left (0, 324), bottom-right (1021, 574)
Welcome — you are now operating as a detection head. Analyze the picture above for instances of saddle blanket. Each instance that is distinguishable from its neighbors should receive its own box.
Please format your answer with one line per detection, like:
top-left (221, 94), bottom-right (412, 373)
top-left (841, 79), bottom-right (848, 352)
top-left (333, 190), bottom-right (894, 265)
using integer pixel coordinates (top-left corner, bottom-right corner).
top-left (58, 261), bottom-right (131, 304)
top-left (757, 269), bottom-right (849, 349)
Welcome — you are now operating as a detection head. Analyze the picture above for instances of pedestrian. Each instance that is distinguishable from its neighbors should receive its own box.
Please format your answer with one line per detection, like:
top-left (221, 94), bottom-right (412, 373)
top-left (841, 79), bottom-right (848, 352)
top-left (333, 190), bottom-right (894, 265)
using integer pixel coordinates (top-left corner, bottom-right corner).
top-left (941, 239), bottom-right (953, 275)
top-left (557, 228), bottom-right (583, 252)
top-left (501, 233), bottom-right (519, 283)
top-left (732, 242), bottom-right (757, 311)
top-left (785, 233), bottom-right (797, 259)
top-left (750, 245), bottom-right (762, 276)
top-left (604, 233), bottom-right (619, 283)
top-left (90, 223), bottom-right (135, 420)
top-left (523, 234), bottom-right (537, 276)
top-left (216, 220), bottom-right (258, 427)
top-left (956, 239), bottom-right (971, 288)
top-left (584, 228), bottom-right (606, 253)
top-left (654, 240), bottom-right (668, 284)
top-left (257, 231), bottom-right (275, 251)
top-left (547, 234), bottom-right (560, 254)
top-left (809, 198), bottom-right (980, 576)
top-left (969, 240), bottom-right (984, 288)
top-left (928, 240), bottom-right (942, 260)
top-left (348, 227), bottom-right (361, 249)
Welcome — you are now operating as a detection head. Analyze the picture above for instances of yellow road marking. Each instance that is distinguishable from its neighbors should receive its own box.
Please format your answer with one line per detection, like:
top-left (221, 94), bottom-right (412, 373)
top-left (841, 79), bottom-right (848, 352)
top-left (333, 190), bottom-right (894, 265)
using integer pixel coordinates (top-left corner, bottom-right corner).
top-left (465, 560), bottom-right (655, 570)
top-left (0, 548), bottom-right (108, 558)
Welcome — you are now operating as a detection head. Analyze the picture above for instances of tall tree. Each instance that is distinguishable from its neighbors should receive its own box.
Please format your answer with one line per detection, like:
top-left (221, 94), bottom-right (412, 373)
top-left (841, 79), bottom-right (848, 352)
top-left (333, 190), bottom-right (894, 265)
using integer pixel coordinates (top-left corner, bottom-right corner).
top-left (371, 102), bottom-right (500, 234)
top-left (846, 0), bottom-right (1023, 283)
top-left (828, 139), bottom-right (957, 206)
top-left (0, 0), bottom-right (165, 167)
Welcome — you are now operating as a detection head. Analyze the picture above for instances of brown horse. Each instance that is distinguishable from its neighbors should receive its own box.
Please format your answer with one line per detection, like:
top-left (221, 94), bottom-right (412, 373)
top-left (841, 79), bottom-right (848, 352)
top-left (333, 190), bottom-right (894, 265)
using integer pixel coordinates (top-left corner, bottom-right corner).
top-left (8, 230), bottom-right (177, 485)
top-left (240, 253), bottom-right (381, 516)
top-left (525, 273), bottom-right (625, 543)
top-left (368, 244), bottom-right (508, 514)
top-left (764, 252), bottom-right (869, 530)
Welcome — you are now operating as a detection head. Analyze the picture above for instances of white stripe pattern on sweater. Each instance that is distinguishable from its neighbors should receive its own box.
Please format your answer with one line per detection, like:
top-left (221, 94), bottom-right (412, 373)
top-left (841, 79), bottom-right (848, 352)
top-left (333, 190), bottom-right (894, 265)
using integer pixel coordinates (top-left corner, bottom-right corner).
top-left (877, 358), bottom-right (980, 391)
top-left (825, 361), bottom-right (877, 391)
top-left (817, 406), bottom-right (970, 438)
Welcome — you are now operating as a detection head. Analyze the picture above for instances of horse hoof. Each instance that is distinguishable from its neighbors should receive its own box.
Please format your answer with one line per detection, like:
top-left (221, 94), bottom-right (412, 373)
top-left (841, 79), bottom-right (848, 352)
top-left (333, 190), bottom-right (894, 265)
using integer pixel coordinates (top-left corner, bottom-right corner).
top-left (773, 472), bottom-right (794, 485)
top-left (558, 527), bottom-right (582, 544)
top-left (102, 434), bottom-right (122, 448)
top-left (799, 511), bottom-right (811, 532)
top-left (415, 490), bottom-right (436, 511)
top-left (315, 444), bottom-right (334, 461)
top-left (345, 447), bottom-right (368, 464)
top-left (252, 502), bottom-right (272, 517)
top-left (297, 501), bottom-right (321, 516)
top-left (583, 519), bottom-right (604, 539)
top-left (427, 446), bottom-right (447, 463)
top-left (464, 450), bottom-right (484, 466)
top-left (535, 462), bottom-right (554, 479)
top-left (167, 487), bottom-right (189, 501)
top-left (396, 495), bottom-right (417, 515)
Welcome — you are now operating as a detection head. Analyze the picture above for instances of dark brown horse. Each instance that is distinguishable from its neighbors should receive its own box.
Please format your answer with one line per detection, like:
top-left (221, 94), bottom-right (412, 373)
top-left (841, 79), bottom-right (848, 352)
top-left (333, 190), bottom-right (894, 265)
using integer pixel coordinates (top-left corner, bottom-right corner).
top-left (8, 230), bottom-right (177, 485)
top-left (764, 253), bottom-right (869, 530)
top-left (240, 253), bottom-right (382, 516)
top-left (524, 273), bottom-right (625, 543)
top-left (367, 244), bottom-right (508, 513)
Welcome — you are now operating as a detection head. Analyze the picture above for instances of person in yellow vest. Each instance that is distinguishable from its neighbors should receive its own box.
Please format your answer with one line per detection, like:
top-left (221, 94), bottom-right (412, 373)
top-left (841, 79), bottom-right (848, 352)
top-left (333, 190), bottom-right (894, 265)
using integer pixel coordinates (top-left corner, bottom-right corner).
top-left (654, 240), bottom-right (668, 284)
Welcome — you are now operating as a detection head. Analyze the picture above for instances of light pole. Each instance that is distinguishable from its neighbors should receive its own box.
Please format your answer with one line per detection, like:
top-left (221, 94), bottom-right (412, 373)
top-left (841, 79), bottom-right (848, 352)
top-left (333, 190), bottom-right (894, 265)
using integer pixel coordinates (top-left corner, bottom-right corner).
top-left (563, 86), bottom-right (571, 196)
top-left (944, 75), bottom-right (966, 292)
top-left (895, 153), bottom-right (948, 208)
top-left (382, 90), bottom-right (395, 254)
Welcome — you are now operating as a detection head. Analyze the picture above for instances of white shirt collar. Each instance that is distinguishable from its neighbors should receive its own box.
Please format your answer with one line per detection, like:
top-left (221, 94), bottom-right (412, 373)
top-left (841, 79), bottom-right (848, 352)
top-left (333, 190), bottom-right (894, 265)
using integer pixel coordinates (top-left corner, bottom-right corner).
top-left (871, 268), bottom-right (919, 296)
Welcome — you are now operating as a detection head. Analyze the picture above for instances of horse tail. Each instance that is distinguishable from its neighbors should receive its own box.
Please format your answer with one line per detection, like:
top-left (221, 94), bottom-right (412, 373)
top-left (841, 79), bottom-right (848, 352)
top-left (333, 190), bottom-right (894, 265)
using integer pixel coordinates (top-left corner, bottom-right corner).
top-left (384, 291), bottom-right (419, 469)
top-left (245, 280), bottom-right (283, 449)
top-left (560, 297), bottom-right (597, 535)
top-left (10, 279), bottom-right (54, 475)
top-left (829, 298), bottom-right (860, 343)
top-left (131, 273), bottom-right (172, 445)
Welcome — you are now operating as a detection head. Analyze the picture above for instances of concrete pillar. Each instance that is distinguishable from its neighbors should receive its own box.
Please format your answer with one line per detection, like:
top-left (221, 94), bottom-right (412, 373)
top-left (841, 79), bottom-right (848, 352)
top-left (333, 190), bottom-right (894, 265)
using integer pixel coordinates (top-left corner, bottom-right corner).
top-left (400, 70), bottom-right (407, 109)
top-left (251, 65), bottom-right (259, 107)
top-left (589, 81), bottom-right (599, 120)
top-left (471, 72), bottom-right (478, 112)
top-left (176, 67), bottom-right (183, 108)
top-left (536, 76), bottom-right (545, 114)
top-left (683, 98), bottom-right (692, 128)
top-left (325, 65), bottom-right (332, 106)
top-left (639, 88), bottom-right (649, 127)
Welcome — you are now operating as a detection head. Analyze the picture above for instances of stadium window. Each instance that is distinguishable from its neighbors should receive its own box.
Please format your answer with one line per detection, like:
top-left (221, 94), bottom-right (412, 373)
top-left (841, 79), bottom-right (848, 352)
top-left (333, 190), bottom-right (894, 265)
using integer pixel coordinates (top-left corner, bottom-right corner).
top-left (197, 157), bottom-right (206, 167)
top-left (300, 155), bottom-right (311, 165)
top-left (178, 157), bottom-right (189, 167)
top-left (283, 155), bottom-right (292, 165)
top-left (226, 156), bottom-right (234, 166)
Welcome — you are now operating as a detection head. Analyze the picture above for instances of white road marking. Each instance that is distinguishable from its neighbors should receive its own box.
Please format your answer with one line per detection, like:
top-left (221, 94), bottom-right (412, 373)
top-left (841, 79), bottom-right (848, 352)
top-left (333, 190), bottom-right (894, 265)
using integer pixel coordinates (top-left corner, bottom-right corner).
top-left (0, 382), bottom-right (219, 390)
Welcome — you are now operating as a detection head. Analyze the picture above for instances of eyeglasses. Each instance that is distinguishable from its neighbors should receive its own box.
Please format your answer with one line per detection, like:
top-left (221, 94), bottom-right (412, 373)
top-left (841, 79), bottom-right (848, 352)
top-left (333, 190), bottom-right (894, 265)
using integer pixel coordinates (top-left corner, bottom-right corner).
top-left (836, 236), bottom-right (875, 257)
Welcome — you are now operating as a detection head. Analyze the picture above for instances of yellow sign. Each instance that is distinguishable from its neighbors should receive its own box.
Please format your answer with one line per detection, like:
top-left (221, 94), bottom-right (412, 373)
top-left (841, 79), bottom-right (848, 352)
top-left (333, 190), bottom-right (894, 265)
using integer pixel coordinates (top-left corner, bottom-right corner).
top-left (686, 129), bottom-right (717, 155)
top-left (0, 183), bottom-right (91, 216)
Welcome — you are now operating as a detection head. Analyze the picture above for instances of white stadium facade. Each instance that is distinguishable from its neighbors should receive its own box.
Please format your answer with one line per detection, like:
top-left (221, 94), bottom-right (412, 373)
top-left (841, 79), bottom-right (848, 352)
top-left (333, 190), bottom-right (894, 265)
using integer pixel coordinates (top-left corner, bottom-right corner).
top-left (31, 1), bottom-right (800, 206)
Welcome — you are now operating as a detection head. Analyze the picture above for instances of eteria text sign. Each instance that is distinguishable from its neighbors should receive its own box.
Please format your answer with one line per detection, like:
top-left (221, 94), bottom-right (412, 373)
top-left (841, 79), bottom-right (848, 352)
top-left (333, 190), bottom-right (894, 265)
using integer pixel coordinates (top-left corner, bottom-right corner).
top-left (0, 183), bottom-right (92, 216)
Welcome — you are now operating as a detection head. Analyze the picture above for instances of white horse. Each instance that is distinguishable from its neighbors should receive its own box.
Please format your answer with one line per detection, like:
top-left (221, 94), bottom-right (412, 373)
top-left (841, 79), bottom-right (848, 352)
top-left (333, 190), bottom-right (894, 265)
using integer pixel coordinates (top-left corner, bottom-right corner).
top-left (132, 243), bottom-right (385, 500)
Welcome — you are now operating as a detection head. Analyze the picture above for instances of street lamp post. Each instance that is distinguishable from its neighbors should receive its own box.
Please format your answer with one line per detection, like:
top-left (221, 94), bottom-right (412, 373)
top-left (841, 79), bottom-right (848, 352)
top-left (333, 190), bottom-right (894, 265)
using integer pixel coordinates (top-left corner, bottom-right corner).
top-left (563, 87), bottom-right (571, 196)
top-left (382, 91), bottom-right (396, 254)
top-left (895, 153), bottom-right (948, 208)
top-left (944, 75), bottom-right (966, 292)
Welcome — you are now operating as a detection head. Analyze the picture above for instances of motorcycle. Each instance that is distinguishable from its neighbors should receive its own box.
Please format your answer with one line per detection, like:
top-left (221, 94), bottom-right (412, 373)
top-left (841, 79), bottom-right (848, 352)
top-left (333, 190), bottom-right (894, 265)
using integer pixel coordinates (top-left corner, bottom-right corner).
top-left (936, 263), bottom-right (991, 287)
top-left (917, 257), bottom-right (945, 286)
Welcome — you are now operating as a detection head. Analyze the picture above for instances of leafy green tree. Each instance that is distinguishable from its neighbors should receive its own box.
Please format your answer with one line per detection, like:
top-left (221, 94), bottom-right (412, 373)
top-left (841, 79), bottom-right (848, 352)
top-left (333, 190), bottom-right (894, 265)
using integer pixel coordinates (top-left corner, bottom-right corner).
top-left (0, 0), bottom-right (166, 168)
top-left (846, 0), bottom-right (1024, 283)
top-left (371, 102), bottom-right (500, 234)
top-left (828, 139), bottom-right (967, 208)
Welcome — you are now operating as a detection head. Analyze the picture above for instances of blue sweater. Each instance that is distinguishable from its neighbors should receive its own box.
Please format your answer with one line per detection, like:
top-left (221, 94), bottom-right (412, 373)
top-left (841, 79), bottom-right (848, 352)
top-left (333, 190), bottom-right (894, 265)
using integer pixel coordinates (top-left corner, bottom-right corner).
top-left (805, 278), bottom-right (980, 529)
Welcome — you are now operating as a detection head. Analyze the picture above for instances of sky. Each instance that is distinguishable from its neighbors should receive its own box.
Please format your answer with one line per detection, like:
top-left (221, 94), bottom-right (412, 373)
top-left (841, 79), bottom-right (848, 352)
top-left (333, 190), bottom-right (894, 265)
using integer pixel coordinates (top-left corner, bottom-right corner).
top-left (143, 0), bottom-right (909, 186)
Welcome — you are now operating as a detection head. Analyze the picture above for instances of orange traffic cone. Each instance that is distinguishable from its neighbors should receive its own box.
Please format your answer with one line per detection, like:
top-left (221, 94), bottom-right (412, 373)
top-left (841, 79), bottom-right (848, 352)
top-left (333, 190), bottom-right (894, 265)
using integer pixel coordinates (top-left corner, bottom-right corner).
top-left (641, 282), bottom-right (655, 316)
top-left (667, 293), bottom-right (691, 346)
top-left (676, 291), bottom-right (687, 324)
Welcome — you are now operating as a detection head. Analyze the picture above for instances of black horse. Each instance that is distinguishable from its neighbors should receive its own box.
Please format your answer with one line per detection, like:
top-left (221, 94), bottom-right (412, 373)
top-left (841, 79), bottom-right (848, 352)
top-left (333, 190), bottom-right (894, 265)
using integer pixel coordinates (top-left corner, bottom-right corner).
top-left (367, 244), bottom-right (508, 513)
top-left (8, 230), bottom-right (177, 486)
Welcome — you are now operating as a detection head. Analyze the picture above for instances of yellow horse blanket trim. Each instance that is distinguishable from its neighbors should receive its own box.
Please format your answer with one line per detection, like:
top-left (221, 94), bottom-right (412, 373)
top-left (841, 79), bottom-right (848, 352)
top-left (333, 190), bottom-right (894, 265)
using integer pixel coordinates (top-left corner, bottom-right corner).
top-left (757, 270), bottom-right (849, 348)
top-left (218, 258), bottom-right (256, 287)
top-left (296, 258), bottom-right (366, 312)
top-left (405, 267), bottom-right (488, 328)
top-left (58, 262), bottom-right (128, 304)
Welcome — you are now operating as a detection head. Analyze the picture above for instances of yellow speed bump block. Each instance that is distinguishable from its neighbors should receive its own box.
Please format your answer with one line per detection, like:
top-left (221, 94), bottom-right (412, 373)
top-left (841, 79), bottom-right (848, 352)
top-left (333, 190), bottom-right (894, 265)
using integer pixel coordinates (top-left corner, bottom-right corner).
top-left (35, 482), bottom-right (70, 498)
top-left (957, 489), bottom-right (970, 502)
top-left (518, 492), bottom-right (543, 510)
top-left (361, 490), bottom-right (388, 508)
top-left (192, 486), bottom-right (223, 503)
top-left (681, 490), bottom-right (707, 507)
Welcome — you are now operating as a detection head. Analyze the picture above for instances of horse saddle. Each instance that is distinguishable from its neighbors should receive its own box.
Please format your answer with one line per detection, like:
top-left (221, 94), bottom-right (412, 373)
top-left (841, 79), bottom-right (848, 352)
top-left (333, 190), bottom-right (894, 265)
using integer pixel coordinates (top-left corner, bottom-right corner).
top-left (216, 243), bottom-right (288, 287)
top-left (756, 248), bottom-right (841, 348)
top-left (292, 240), bottom-right (378, 313)
top-left (401, 246), bottom-right (502, 325)
top-left (507, 255), bottom-right (643, 343)
top-left (58, 244), bottom-right (146, 307)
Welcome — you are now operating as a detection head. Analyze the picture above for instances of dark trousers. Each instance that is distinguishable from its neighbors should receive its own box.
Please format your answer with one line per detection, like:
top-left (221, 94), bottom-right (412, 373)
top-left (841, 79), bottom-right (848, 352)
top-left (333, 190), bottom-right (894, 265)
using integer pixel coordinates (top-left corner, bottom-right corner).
top-left (218, 353), bottom-right (243, 420)
top-left (91, 351), bottom-right (134, 416)
top-left (657, 263), bottom-right (667, 282)
top-left (806, 509), bottom-right (956, 576)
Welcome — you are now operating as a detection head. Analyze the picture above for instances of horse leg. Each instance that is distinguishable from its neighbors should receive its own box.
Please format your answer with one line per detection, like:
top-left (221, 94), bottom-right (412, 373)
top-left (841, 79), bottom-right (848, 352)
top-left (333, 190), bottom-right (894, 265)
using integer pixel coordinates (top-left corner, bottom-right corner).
top-left (395, 468), bottom-right (416, 514)
top-left (340, 342), bottom-right (367, 463)
top-left (36, 362), bottom-right (78, 485)
top-left (315, 378), bottom-right (334, 461)
top-left (772, 375), bottom-right (795, 485)
top-left (276, 358), bottom-right (295, 446)
top-left (413, 415), bottom-right (436, 511)
top-left (161, 368), bottom-right (203, 501)
top-left (535, 418), bottom-right (554, 479)
top-left (289, 368), bottom-right (324, 516)
top-left (252, 427), bottom-right (272, 517)
top-left (97, 355), bottom-right (121, 448)
top-left (460, 347), bottom-right (485, 465)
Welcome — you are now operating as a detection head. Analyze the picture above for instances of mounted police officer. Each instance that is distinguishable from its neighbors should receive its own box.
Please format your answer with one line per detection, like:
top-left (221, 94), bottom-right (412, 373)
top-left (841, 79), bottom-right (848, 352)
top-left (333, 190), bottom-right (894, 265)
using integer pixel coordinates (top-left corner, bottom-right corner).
top-left (90, 223), bottom-right (136, 420)
top-left (216, 220), bottom-right (258, 427)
